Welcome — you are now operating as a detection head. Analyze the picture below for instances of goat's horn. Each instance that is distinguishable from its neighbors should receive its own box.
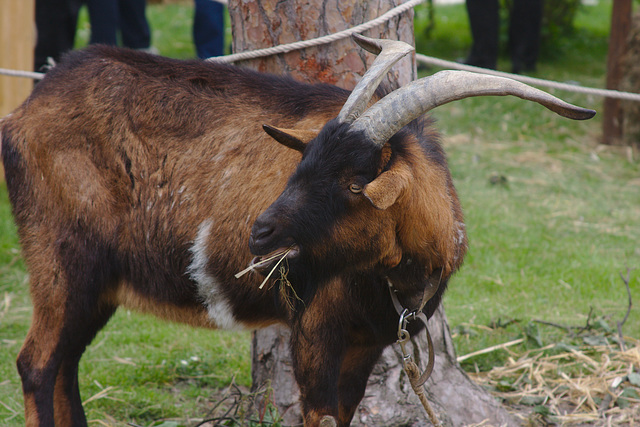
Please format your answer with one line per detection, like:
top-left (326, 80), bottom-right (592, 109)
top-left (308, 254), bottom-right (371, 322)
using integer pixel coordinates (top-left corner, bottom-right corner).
top-left (350, 70), bottom-right (596, 147)
top-left (336, 34), bottom-right (414, 124)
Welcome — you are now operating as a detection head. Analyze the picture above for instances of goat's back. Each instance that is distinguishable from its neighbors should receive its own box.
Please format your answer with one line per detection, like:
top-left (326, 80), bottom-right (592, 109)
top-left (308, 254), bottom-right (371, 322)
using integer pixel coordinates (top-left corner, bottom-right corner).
top-left (1, 46), bottom-right (347, 326)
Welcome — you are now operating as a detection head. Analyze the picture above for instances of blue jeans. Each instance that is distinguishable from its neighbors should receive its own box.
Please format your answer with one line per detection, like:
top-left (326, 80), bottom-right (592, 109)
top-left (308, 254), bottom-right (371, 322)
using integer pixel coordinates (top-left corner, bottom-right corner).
top-left (194, 0), bottom-right (225, 58)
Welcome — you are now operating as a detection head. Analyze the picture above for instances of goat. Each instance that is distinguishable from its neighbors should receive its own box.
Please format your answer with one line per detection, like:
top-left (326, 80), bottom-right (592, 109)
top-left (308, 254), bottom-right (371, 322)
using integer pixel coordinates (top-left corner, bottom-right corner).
top-left (1, 35), bottom-right (594, 426)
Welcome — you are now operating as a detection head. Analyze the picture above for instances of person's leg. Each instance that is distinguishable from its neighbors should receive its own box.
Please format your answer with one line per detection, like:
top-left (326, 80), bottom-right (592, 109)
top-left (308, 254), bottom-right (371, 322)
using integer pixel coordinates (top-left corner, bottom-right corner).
top-left (464, 0), bottom-right (500, 69)
top-left (34, 0), bottom-right (82, 71)
top-left (509, 0), bottom-right (543, 73)
top-left (87, 0), bottom-right (118, 45)
top-left (120, 0), bottom-right (151, 49)
top-left (193, 0), bottom-right (225, 58)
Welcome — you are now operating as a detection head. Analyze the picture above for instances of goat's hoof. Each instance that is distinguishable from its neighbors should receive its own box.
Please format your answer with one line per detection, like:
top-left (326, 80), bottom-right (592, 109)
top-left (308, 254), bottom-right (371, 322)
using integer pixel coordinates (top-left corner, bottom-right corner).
top-left (319, 415), bottom-right (337, 427)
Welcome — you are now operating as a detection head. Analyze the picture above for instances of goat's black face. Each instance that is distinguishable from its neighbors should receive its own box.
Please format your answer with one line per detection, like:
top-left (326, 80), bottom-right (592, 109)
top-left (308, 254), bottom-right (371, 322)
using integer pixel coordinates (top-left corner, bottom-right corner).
top-left (249, 120), bottom-right (396, 278)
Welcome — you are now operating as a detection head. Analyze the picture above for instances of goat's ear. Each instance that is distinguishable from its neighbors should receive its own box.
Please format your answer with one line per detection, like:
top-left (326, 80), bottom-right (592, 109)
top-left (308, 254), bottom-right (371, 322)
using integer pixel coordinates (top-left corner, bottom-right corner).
top-left (262, 124), bottom-right (317, 153)
top-left (364, 159), bottom-right (412, 210)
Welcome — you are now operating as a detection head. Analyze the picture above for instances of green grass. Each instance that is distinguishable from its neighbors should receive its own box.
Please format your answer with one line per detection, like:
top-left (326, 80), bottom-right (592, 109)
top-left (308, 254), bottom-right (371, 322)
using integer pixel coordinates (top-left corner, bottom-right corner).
top-left (77, 321), bottom-right (251, 423)
top-left (414, 0), bottom-right (639, 364)
top-left (415, 0), bottom-right (611, 80)
top-left (2, 0), bottom-right (638, 424)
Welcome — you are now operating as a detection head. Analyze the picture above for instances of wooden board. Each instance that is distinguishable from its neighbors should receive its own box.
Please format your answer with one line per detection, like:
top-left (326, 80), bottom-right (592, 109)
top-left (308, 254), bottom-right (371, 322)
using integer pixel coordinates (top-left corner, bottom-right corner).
top-left (0, 0), bottom-right (35, 117)
top-left (0, 0), bottom-right (35, 181)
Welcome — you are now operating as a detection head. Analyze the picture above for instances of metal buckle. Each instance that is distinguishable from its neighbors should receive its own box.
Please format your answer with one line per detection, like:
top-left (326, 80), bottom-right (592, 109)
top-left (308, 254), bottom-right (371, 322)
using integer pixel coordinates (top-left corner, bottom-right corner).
top-left (397, 308), bottom-right (417, 362)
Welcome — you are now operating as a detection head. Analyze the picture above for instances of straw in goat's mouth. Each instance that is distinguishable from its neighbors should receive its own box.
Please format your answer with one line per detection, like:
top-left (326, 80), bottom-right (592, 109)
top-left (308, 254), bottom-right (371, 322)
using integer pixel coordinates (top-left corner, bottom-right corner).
top-left (235, 247), bottom-right (294, 289)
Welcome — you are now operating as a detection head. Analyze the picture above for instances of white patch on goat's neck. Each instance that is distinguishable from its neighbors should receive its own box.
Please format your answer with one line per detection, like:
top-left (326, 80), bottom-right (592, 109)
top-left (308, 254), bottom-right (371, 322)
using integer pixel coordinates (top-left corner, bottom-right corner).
top-left (455, 221), bottom-right (466, 245)
top-left (453, 221), bottom-right (467, 261)
top-left (187, 219), bottom-right (244, 330)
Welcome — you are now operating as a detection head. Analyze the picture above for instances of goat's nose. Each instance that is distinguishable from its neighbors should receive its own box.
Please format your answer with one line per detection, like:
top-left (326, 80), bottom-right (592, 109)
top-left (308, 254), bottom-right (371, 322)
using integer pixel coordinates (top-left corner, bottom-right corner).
top-left (249, 217), bottom-right (276, 252)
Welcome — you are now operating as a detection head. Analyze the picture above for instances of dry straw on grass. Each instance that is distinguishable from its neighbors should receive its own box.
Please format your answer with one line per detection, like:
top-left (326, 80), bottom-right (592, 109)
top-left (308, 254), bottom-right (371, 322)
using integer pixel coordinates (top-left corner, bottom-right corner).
top-left (468, 339), bottom-right (640, 425)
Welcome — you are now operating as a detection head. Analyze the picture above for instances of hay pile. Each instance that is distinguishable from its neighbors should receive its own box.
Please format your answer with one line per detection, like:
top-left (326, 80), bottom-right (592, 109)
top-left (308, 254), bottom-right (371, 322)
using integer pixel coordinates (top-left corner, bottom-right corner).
top-left (468, 339), bottom-right (640, 425)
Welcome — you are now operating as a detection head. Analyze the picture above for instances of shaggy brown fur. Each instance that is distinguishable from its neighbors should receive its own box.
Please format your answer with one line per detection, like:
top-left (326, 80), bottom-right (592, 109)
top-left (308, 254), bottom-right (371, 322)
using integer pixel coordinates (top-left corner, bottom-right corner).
top-left (1, 45), bottom-right (466, 427)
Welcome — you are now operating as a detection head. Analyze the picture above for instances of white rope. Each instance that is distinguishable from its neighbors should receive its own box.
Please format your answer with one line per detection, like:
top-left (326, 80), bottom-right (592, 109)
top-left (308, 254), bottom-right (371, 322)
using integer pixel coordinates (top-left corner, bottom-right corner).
top-left (0, 68), bottom-right (44, 80)
top-left (416, 53), bottom-right (640, 102)
top-left (207, 0), bottom-right (425, 64)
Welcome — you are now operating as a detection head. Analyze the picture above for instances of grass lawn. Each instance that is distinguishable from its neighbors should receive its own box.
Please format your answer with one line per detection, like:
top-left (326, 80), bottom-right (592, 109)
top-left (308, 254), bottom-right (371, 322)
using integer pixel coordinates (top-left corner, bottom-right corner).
top-left (1, 0), bottom-right (638, 425)
top-left (417, 0), bottom-right (638, 355)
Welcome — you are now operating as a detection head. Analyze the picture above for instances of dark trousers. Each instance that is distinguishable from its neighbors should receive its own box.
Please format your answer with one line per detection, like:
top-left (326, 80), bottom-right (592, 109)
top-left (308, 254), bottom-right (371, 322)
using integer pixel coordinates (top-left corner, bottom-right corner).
top-left (465, 0), bottom-right (543, 72)
top-left (87, 0), bottom-right (151, 49)
top-left (35, 0), bottom-right (82, 71)
top-left (193, 0), bottom-right (225, 58)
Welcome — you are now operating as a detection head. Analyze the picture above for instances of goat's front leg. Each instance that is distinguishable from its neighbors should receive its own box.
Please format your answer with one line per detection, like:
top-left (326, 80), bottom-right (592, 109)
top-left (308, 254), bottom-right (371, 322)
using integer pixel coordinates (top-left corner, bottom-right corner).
top-left (288, 278), bottom-right (352, 426)
top-left (337, 345), bottom-right (384, 426)
top-left (289, 316), bottom-right (345, 426)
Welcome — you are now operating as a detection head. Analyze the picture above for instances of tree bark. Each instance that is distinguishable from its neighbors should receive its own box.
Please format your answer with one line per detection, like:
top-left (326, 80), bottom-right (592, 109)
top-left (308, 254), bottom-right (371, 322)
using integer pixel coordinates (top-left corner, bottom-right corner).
top-left (352, 306), bottom-right (514, 426)
top-left (621, 12), bottom-right (640, 147)
top-left (228, 0), bottom-right (416, 87)
top-left (228, 1), bottom-right (516, 425)
top-left (602, 0), bottom-right (632, 145)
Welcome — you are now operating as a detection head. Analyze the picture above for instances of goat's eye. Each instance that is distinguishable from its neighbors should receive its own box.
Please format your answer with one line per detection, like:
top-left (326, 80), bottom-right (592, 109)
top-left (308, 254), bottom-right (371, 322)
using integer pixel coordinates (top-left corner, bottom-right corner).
top-left (349, 183), bottom-right (363, 194)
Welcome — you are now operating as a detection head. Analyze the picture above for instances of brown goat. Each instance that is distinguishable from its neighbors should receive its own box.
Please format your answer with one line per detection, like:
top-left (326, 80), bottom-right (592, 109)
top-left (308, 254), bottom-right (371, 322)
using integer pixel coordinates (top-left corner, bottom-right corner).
top-left (1, 35), bottom-right (594, 426)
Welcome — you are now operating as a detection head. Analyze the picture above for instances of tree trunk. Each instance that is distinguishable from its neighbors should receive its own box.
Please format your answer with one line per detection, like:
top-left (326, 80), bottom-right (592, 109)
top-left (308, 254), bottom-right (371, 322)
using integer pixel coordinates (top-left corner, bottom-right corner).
top-left (228, 1), bottom-right (516, 425)
top-left (602, 0), bottom-right (632, 145)
top-left (620, 12), bottom-right (640, 147)
top-left (228, 0), bottom-right (415, 87)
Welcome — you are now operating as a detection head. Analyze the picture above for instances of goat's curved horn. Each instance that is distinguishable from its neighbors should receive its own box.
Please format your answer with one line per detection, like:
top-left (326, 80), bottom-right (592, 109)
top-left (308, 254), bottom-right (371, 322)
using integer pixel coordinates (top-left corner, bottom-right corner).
top-left (336, 34), bottom-right (414, 124)
top-left (350, 70), bottom-right (597, 147)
